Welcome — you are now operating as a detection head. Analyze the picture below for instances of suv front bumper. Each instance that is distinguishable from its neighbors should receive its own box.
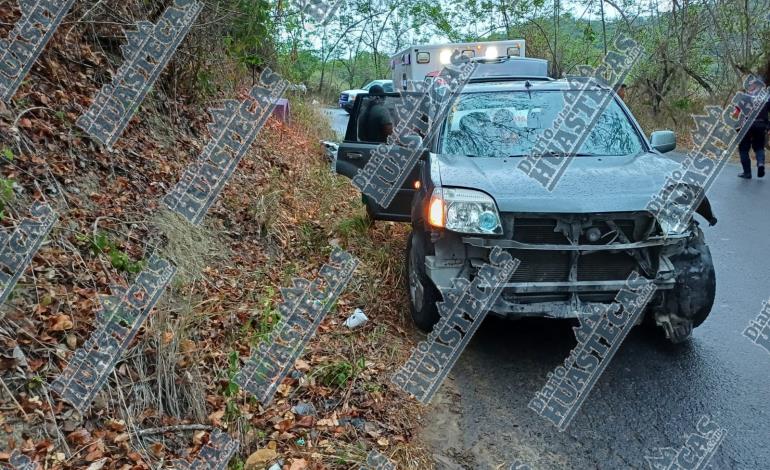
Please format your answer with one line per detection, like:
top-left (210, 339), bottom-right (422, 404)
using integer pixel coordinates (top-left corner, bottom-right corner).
top-left (423, 213), bottom-right (691, 319)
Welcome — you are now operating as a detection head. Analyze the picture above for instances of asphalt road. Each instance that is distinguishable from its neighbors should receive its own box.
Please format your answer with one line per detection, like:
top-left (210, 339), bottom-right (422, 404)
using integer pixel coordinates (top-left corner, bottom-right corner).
top-left (322, 108), bottom-right (770, 469)
top-left (321, 108), bottom-right (349, 141)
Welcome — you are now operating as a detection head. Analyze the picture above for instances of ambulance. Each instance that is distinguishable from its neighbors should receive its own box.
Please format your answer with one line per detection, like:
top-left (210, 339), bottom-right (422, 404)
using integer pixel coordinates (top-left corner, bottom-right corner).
top-left (391, 40), bottom-right (527, 91)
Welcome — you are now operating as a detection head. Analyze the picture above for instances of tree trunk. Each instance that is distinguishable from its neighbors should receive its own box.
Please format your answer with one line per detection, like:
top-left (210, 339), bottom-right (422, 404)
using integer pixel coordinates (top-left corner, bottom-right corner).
top-left (599, 0), bottom-right (607, 56)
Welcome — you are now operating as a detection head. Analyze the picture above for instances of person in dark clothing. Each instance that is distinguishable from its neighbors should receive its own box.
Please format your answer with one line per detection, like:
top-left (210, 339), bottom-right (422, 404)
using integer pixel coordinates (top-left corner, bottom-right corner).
top-left (737, 77), bottom-right (770, 179)
top-left (357, 85), bottom-right (393, 143)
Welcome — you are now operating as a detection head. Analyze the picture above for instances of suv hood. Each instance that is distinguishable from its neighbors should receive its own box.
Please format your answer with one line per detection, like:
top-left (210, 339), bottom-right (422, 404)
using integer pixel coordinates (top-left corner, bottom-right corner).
top-left (341, 88), bottom-right (367, 95)
top-left (433, 152), bottom-right (683, 213)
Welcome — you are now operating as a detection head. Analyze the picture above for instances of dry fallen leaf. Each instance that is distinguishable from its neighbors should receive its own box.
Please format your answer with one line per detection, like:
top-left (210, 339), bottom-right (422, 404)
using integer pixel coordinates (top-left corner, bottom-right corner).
top-left (50, 314), bottom-right (73, 331)
top-left (245, 448), bottom-right (278, 469)
top-left (316, 412), bottom-right (339, 427)
top-left (181, 339), bottom-right (196, 353)
top-left (67, 428), bottom-right (91, 446)
top-left (289, 458), bottom-right (308, 470)
top-left (295, 415), bottom-right (314, 428)
top-left (162, 331), bottom-right (174, 344)
top-left (208, 409), bottom-right (225, 427)
top-left (86, 458), bottom-right (107, 470)
top-left (84, 448), bottom-right (104, 461)
top-left (277, 383), bottom-right (292, 397)
top-left (149, 442), bottom-right (164, 457)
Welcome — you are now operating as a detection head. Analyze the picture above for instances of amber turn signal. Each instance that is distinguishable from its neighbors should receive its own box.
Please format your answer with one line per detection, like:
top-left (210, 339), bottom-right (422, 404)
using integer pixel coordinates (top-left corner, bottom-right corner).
top-left (428, 196), bottom-right (445, 228)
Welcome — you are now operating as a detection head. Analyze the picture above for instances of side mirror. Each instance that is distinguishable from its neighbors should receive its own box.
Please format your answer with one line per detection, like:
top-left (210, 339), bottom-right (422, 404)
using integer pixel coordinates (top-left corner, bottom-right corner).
top-left (400, 134), bottom-right (423, 150)
top-left (650, 130), bottom-right (676, 153)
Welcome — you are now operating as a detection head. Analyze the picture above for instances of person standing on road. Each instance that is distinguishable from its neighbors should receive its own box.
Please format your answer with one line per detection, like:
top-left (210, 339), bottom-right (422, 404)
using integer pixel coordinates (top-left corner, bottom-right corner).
top-left (737, 76), bottom-right (770, 179)
top-left (357, 85), bottom-right (393, 143)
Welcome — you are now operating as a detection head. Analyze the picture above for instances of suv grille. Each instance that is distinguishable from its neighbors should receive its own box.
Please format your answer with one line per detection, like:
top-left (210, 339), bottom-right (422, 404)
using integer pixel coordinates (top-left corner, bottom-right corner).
top-left (492, 214), bottom-right (658, 284)
top-left (511, 218), bottom-right (568, 244)
top-left (577, 252), bottom-right (638, 281)
top-left (510, 251), bottom-right (570, 282)
top-left (509, 217), bottom-right (641, 244)
top-left (507, 250), bottom-right (638, 283)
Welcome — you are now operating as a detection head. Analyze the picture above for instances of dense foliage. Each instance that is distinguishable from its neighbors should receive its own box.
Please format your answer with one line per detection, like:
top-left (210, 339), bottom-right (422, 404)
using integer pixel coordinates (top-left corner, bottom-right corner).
top-left (222, 0), bottom-right (770, 120)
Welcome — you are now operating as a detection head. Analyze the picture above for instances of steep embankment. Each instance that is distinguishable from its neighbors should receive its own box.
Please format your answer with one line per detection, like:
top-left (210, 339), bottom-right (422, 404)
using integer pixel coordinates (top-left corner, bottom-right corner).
top-left (0, 4), bottom-right (429, 469)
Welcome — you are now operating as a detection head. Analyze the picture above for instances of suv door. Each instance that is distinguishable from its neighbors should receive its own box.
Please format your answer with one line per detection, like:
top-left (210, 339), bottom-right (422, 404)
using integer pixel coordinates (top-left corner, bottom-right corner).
top-left (335, 92), bottom-right (428, 222)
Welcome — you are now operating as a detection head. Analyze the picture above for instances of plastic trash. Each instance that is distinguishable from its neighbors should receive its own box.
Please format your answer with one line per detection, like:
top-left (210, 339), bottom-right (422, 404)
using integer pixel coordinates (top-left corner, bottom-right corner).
top-left (344, 308), bottom-right (368, 329)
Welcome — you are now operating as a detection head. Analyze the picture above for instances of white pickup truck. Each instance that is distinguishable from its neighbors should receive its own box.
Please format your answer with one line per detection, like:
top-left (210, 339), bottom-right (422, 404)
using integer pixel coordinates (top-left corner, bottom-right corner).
top-left (338, 79), bottom-right (394, 113)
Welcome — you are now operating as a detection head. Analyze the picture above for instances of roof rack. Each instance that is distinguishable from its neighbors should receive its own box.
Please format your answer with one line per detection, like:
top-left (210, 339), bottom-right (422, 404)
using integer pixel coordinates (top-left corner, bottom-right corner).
top-left (468, 57), bottom-right (551, 83)
top-left (468, 76), bottom-right (554, 83)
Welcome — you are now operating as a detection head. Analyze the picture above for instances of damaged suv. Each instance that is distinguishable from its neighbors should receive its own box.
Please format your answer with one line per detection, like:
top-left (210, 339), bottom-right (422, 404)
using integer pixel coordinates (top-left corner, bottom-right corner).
top-left (335, 76), bottom-right (717, 344)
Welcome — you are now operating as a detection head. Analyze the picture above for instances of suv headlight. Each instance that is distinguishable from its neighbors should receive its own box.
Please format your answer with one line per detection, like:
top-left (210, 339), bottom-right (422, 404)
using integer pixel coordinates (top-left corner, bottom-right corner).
top-left (428, 188), bottom-right (502, 235)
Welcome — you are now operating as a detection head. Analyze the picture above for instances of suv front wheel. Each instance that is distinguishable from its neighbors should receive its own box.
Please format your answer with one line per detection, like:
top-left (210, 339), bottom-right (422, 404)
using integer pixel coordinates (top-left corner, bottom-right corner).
top-left (406, 229), bottom-right (441, 332)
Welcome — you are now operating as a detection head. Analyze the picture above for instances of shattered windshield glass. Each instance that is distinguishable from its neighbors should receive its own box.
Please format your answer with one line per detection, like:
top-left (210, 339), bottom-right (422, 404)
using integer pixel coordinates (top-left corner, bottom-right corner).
top-left (439, 90), bottom-right (644, 158)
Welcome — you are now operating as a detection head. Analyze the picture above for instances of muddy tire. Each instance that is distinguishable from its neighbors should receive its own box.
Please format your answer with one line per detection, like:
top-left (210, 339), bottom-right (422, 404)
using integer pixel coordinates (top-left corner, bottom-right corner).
top-left (406, 229), bottom-right (441, 332)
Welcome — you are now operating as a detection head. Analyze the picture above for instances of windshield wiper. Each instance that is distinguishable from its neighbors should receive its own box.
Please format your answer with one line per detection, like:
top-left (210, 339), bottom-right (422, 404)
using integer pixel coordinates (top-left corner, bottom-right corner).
top-left (507, 152), bottom-right (597, 158)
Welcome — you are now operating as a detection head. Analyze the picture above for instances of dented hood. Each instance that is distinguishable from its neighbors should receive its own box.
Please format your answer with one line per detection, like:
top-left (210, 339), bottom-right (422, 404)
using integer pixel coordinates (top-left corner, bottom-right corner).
top-left (433, 152), bottom-right (682, 213)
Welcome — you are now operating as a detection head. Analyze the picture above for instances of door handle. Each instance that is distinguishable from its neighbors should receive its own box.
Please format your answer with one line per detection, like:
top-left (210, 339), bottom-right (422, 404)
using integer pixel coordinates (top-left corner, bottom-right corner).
top-left (347, 152), bottom-right (363, 160)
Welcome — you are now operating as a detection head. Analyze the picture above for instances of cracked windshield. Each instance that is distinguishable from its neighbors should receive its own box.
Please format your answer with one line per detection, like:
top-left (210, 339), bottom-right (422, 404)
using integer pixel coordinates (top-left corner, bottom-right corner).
top-left (441, 90), bottom-right (644, 158)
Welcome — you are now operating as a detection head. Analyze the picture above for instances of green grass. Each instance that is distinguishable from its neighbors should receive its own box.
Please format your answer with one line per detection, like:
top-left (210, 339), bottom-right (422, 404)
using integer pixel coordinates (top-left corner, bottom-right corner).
top-left (83, 231), bottom-right (145, 273)
top-left (223, 350), bottom-right (241, 422)
top-left (1, 147), bottom-right (14, 161)
top-left (297, 221), bottom-right (326, 252)
top-left (0, 177), bottom-right (14, 221)
top-left (316, 356), bottom-right (365, 388)
top-left (336, 214), bottom-right (370, 239)
top-left (242, 286), bottom-right (281, 347)
top-left (27, 374), bottom-right (44, 391)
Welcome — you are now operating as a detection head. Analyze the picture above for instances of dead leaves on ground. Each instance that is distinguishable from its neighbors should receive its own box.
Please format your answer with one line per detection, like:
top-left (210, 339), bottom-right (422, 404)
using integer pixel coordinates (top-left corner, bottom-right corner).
top-left (0, 8), bottom-right (423, 470)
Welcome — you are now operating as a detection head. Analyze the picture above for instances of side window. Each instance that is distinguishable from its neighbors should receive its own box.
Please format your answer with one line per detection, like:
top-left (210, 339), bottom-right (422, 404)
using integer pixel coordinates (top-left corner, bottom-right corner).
top-left (354, 95), bottom-right (397, 144)
top-left (348, 94), bottom-right (426, 145)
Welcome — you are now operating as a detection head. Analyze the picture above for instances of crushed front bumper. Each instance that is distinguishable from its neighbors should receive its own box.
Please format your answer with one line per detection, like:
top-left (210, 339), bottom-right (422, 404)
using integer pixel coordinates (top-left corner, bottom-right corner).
top-left (424, 213), bottom-right (690, 319)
